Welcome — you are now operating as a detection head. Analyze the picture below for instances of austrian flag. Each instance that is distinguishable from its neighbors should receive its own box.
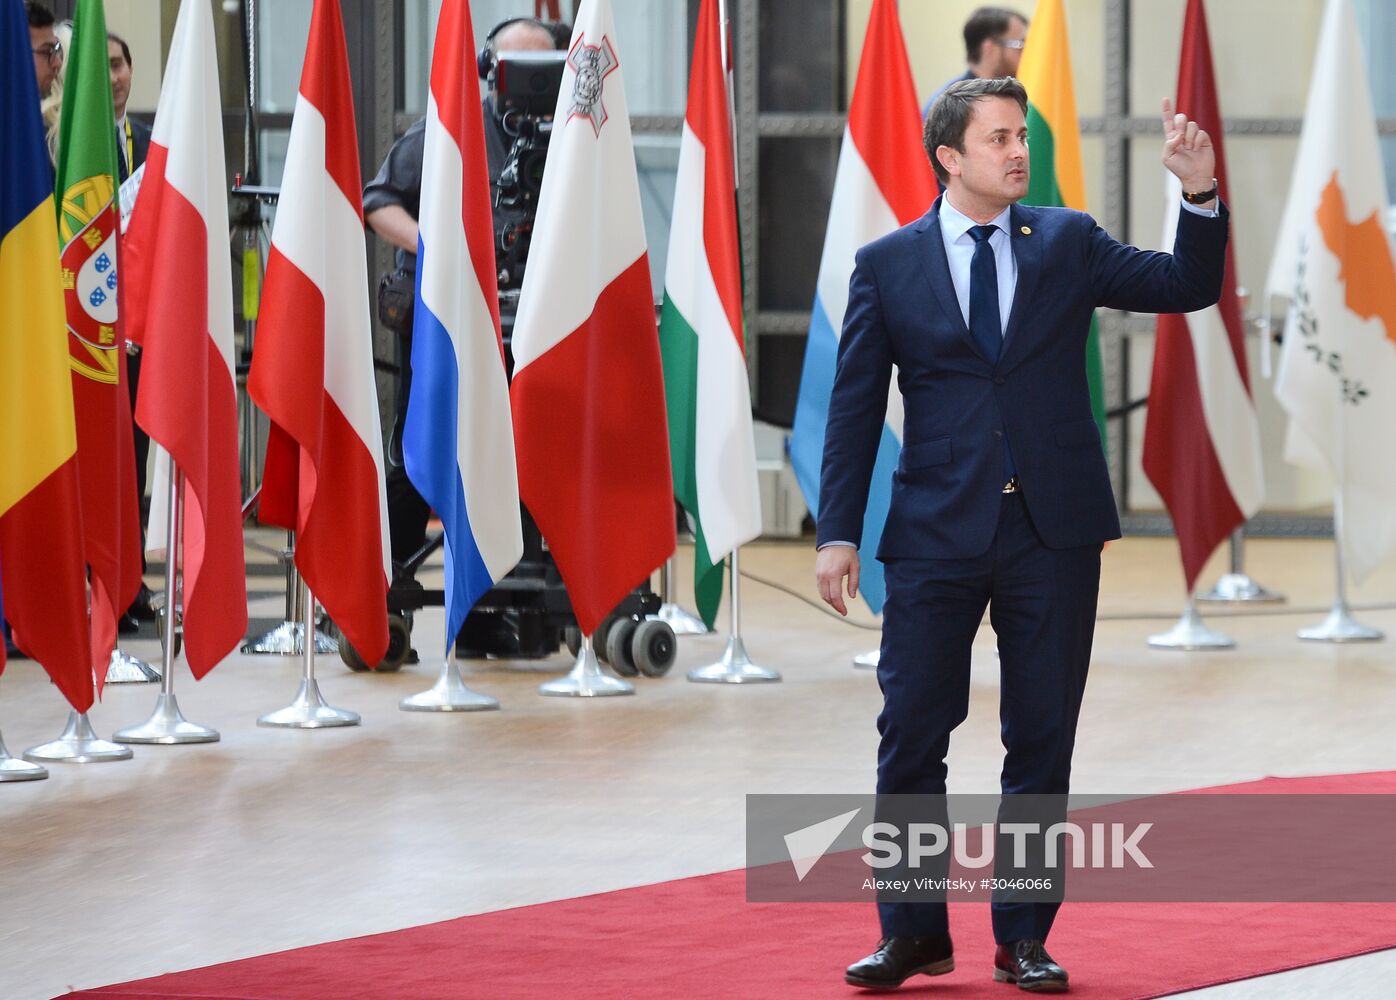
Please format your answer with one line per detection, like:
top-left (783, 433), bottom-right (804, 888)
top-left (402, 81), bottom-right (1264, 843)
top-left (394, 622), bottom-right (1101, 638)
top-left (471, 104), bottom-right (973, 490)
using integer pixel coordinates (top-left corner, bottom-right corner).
top-left (249, 0), bottom-right (390, 666)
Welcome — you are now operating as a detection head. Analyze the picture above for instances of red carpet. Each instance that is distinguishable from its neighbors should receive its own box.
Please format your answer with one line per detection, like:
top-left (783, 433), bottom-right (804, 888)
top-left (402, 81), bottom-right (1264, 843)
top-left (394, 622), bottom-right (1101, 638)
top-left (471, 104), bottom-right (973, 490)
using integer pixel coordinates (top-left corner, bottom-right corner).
top-left (63, 772), bottom-right (1396, 999)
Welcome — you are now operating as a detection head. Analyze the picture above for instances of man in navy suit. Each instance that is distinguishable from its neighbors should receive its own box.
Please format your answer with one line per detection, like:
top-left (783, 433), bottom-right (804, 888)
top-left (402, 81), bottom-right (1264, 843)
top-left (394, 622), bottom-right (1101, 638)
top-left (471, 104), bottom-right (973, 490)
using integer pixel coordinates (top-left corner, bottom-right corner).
top-left (816, 77), bottom-right (1226, 992)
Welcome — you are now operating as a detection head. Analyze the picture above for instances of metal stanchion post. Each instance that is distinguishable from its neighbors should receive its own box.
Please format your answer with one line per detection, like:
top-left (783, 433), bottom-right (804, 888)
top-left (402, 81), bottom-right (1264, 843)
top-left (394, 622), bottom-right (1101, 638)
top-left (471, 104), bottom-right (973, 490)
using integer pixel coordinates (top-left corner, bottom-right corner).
top-left (1298, 491), bottom-right (1382, 642)
top-left (0, 724), bottom-right (48, 781)
top-left (257, 578), bottom-right (360, 727)
top-left (114, 468), bottom-right (220, 744)
top-left (540, 633), bottom-right (634, 697)
top-left (648, 553), bottom-right (711, 634)
top-left (1197, 527), bottom-right (1284, 603)
top-left (1147, 593), bottom-right (1235, 650)
top-left (688, 548), bottom-right (780, 683)
top-left (242, 532), bottom-right (338, 655)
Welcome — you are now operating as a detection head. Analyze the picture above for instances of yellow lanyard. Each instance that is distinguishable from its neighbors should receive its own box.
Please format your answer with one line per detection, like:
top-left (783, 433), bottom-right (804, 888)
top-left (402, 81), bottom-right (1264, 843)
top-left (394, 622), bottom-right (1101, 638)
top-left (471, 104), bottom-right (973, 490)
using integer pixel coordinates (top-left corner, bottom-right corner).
top-left (123, 118), bottom-right (134, 174)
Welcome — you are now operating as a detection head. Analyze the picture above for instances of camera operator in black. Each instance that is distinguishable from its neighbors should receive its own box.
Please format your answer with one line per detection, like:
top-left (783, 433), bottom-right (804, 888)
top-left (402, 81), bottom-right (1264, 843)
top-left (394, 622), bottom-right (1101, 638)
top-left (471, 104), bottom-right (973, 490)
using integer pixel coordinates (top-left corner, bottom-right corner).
top-left (363, 16), bottom-right (564, 568)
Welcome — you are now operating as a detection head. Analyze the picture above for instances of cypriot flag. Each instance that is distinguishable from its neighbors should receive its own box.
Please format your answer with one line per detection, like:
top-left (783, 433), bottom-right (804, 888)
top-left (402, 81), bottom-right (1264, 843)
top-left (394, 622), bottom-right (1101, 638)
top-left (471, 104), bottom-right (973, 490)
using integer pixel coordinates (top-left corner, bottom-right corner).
top-left (1265, 0), bottom-right (1396, 582)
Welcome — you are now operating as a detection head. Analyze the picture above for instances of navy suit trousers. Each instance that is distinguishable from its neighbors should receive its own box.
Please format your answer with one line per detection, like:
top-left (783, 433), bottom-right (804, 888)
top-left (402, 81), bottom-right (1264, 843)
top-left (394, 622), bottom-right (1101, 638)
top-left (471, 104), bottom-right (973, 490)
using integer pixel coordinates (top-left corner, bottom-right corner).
top-left (874, 490), bottom-right (1100, 944)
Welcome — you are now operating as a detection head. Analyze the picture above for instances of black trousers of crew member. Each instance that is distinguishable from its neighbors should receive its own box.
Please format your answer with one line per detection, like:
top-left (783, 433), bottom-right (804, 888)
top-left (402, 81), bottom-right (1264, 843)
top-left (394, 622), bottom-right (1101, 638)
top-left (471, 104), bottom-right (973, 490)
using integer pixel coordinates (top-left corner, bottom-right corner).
top-left (386, 316), bottom-right (432, 569)
top-left (874, 489), bottom-right (1100, 946)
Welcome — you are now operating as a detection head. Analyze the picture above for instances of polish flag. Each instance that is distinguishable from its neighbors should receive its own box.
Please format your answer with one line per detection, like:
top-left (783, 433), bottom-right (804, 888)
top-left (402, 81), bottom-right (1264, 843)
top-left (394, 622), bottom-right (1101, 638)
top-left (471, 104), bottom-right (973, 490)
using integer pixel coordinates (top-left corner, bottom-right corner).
top-left (510, 0), bottom-right (676, 637)
top-left (1143, 0), bottom-right (1264, 592)
top-left (123, 0), bottom-right (247, 676)
top-left (249, 0), bottom-right (390, 665)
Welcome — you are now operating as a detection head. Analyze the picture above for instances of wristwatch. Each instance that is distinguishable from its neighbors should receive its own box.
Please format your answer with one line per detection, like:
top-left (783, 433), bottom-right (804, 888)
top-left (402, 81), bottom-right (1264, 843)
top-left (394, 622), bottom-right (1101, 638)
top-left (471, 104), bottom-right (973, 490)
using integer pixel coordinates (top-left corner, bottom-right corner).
top-left (1181, 178), bottom-right (1219, 205)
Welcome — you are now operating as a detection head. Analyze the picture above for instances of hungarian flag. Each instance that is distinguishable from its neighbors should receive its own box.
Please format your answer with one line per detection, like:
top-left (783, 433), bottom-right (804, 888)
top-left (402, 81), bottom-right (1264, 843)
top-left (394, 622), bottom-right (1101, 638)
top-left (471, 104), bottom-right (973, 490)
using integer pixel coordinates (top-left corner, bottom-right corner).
top-left (55, 0), bottom-right (143, 686)
top-left (1143, 0), bottom-right (1263, 592)
top-left (788, 0), bottom-right (936, 614)
top-left (1018, 0), bottom-right (1107, 446)
top-left (123, 0), bottom-right (247, 676)
top-left (249, 0), bottom-right (390, 666)
top-left (510, 0), bottom-right (676, 637)
top-left (658, 0), bottom-right (761, 630)
top-left (0, 0), bottom-right (94, 709)
top-left (1266, 0), bottom-right (1396, 582)
top-left (404, 0), bottom-right (522, 651)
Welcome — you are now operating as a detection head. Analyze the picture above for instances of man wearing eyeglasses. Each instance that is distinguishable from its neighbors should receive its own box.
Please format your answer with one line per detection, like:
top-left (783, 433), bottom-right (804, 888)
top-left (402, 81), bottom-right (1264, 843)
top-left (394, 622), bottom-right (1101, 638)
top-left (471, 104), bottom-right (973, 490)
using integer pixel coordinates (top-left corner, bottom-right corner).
top-left (922, 6), bottom-right (1028, 119)
top-left (26, 1), bottom-right (61, 97)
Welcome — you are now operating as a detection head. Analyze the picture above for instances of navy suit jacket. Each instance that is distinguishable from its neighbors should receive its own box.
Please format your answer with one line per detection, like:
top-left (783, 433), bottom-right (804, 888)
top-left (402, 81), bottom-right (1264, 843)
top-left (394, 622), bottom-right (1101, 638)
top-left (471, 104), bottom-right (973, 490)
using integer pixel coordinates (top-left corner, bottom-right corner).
top-left (816, 196), bottom-right (1228, 560)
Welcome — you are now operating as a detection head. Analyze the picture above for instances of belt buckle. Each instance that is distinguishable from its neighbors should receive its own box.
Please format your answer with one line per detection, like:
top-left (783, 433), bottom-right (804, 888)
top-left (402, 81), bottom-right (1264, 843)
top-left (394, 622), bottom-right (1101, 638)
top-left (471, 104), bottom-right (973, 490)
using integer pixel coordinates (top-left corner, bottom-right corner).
top-left (1001, 476), bottom-right (1020, 494)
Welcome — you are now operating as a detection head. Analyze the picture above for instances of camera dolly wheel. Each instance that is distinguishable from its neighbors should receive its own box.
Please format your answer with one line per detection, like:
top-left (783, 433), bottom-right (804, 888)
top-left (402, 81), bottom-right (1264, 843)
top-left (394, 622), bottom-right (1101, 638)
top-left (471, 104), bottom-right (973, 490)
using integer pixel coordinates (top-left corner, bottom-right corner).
top-left (630, 619), bottom-right (676, 677)
top-left (340, 612), bottom-right (413, 672)
top-left (604, 618), bottom-right (639, 676)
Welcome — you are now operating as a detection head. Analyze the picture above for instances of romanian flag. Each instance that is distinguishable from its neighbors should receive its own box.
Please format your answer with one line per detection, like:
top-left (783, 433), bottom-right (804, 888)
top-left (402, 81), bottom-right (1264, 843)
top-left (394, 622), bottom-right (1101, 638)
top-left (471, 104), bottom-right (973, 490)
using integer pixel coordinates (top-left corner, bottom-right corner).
top-left (56, 0), bottom-right (143, 686)
top-left (1018, 0), bottom-right (1107, 446)
top-left (0, 0), bottom-right (95, 709)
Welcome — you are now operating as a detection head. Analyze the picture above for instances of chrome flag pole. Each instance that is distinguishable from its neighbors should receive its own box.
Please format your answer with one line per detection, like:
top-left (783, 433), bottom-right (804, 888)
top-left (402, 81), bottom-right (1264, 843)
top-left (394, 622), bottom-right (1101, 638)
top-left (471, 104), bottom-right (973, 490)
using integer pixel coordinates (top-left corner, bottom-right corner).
top-left (1197, 527), bottom-right (1285, 603)
top-left (242, 532), bottom-right (338, 656)
top-left (689, 548), bottom-right (780, 684)
top-left (23, 709), bottom-right (133, 764)
top-left (0, 720), bottom-right (48, 781)
top-left (1298, 389), bottom-right (1381, 642)
top-left (541, 633), bottom-right (634, 698)
top-left (1147, 592), bottom-right (1235, 650)
top-left (257, 577), bottom-right (360, 727)
top-left (114, 467), bottom-right (220, 744)
top-left (400, 642), bottom-right (499, 712)
top-left (649, 553), bottom-right (711, 634)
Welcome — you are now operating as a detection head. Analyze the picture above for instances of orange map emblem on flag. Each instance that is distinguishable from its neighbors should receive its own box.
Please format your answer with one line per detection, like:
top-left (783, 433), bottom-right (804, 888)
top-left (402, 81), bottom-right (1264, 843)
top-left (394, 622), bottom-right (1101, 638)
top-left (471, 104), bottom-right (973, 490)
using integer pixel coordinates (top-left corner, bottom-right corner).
top-left (1316, 172), bottom-right (1396, 346)
top-left (59, 174), bottom-right (120, 385)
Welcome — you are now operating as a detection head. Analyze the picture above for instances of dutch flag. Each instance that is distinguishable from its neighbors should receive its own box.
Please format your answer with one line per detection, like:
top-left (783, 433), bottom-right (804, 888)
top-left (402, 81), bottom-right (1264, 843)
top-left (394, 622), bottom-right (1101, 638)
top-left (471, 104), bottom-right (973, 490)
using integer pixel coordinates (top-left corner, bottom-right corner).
top-left (404, 0), bottom-right (523, 650)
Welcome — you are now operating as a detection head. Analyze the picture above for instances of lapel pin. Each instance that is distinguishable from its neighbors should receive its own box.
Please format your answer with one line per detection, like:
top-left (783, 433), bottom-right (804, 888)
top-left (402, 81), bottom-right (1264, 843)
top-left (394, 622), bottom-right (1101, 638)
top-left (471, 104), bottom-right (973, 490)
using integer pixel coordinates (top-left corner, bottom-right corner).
top-left (1020, 225), bottom-right (1032, 235)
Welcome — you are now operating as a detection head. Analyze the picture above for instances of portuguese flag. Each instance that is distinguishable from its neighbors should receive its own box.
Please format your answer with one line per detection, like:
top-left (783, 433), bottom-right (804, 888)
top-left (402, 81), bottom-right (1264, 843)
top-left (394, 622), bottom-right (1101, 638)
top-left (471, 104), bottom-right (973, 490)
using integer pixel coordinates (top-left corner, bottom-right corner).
top-left (54, 0), bottom-right (142, 687)
top-left (1018, 0), bottom-right (1107, 447)
top-left (658, 0), bottom-right (762, 628)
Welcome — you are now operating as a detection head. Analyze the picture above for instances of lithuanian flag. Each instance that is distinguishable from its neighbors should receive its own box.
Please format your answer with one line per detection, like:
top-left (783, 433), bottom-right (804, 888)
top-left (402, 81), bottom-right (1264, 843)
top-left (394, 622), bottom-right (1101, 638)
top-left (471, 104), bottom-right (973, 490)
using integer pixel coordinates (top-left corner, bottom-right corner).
top-left (0, 0), bottom-right (95, 709)
top-left (1018, 0), bottom-right (1107, 447)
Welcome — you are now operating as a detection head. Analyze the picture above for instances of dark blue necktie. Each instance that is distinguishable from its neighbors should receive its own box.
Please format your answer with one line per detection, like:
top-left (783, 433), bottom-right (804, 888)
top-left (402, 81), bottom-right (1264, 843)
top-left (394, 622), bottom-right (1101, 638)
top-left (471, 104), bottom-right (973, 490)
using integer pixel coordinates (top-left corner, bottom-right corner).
top-left (967, 224), bottom-right (1016, 481)
top-left (967, 224), bottom-right (1001, 363)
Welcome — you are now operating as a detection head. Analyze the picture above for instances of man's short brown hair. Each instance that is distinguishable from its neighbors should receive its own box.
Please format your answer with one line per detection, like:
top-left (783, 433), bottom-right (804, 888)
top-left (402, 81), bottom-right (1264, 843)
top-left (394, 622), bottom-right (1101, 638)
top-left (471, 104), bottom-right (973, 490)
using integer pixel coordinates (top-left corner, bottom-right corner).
top-left (922, 76), bottom-right (1029, 187)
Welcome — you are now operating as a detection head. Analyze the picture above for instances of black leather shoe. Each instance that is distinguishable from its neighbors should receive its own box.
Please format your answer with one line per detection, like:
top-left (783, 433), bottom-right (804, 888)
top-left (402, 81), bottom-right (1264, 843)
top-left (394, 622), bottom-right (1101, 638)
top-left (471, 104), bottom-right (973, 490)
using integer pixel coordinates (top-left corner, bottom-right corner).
top-left (117, 612), bottom-right (141, 635)
top-left (845, 934), bottom-right (954, 990)
top-left (993, 939), bottom-right (1068, 992)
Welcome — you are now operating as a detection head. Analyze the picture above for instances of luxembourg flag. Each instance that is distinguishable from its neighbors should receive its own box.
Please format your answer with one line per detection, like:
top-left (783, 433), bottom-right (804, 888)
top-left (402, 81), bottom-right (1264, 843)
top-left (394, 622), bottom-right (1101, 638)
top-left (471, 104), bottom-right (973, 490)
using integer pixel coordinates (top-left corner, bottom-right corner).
top-left (788, 0), bottom-right (937, 613)
top-left (123, 0), bottom-right (247, 676)
top-left (404, 0), bottom-right (522, 649)
top-left (249, 0), bottom-right (390, 665)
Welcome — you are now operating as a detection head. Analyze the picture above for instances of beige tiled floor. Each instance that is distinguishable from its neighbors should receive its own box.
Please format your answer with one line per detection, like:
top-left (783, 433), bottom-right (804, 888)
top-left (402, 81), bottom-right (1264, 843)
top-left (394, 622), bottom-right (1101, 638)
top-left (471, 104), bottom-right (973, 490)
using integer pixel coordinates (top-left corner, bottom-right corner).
top-left (1, 535), bottom-right (1393, 998)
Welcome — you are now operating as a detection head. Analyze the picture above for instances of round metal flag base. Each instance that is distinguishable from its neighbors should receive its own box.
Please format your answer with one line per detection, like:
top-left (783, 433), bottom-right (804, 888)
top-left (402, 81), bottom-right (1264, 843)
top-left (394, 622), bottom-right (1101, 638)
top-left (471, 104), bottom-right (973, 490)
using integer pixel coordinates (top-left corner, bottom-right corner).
top-left (400, 659), bottom-right (499, 712)
top-left (106, 648), bottom-right (162, 684)
top-left (852, 649), bottom-right (880, 670)
top-left (540, 644), bottom-right (634, 697)
top-left (648, 602), bottom-right (712, 635)
top-left (0, 735), bottom-right (48, 781)
top-left (114, 693), bottom-right (220, 744)
top-left (1147, 607), bottom-right (1235, 650)
top-left (1297, 603), bottom-right (1384, 642)
top-left (258, 678), bottom-right (360, 728)
top-left (1197, 573), bottom-right (1285, 604)
top-left (688, 636), bottom-right (781, 684)
top-left (242, 621), bottom-right (340, 656)
top-left (24, 712), bottom-right (134, 763)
